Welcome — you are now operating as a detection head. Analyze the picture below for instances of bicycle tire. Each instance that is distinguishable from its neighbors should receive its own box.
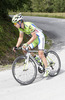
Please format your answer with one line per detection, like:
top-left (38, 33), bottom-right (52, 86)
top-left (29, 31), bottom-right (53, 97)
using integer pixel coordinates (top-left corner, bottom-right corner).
top-left (46, 50), bottom-right (61, 77)
top-left (12, 55), bottom-right (37, 85)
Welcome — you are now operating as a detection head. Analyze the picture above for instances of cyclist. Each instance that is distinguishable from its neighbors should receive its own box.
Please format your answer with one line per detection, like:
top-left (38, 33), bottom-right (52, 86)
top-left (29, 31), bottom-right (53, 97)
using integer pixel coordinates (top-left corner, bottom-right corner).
top-left (12, 13), bottom-right (49, 77)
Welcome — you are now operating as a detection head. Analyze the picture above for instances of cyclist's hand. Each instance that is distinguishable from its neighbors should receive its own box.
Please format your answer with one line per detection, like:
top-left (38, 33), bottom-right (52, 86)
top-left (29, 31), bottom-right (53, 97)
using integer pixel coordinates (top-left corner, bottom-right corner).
top-left (23, 43), bottom-right (28, 47)
top-left (13, 47), bottom-right (17, 53)
top-left (22, 43), bottom-right (28, 54)
top-left (22, 43), bottom-right (28, 49)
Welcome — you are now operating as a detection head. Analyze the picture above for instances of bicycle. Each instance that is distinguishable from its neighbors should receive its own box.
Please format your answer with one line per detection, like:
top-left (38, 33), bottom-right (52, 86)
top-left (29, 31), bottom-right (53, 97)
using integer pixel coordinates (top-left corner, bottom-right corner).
top-left (12, 46), bottom-right (61, 85)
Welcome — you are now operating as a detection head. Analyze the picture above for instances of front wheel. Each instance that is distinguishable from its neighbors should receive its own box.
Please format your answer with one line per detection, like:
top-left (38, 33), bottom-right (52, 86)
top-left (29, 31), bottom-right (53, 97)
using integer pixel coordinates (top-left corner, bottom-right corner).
top-left (46, 50), bottom-right (61, 77)
top-left (12, 56), bottom-right (37, 85)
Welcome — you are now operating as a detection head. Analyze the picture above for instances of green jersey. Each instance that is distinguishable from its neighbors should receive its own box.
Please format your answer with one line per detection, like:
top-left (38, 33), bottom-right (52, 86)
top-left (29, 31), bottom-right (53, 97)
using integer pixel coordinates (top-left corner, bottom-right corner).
top-left (18, 22), bottom-right (37, 36)
top-left (18, 22), bottom-right (45, 50)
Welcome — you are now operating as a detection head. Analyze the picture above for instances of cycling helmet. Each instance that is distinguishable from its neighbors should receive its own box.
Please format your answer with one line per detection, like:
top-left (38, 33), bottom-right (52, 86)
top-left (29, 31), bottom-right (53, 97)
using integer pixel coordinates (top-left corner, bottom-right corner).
top-left (12, 13), bottom-right (23, 23)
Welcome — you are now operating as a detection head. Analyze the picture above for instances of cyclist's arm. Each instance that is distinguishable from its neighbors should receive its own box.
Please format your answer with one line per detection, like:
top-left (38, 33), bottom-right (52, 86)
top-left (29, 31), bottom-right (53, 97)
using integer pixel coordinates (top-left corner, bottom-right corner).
top-left (27, 31), bottom-right (37, 45)
top-left (16, 31), bottom-right (24, 47)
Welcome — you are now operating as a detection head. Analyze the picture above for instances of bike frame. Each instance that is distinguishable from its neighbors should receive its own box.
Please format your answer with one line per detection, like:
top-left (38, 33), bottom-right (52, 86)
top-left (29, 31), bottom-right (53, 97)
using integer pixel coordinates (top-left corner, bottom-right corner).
top-left (16, 47), bottom-right (55, 68)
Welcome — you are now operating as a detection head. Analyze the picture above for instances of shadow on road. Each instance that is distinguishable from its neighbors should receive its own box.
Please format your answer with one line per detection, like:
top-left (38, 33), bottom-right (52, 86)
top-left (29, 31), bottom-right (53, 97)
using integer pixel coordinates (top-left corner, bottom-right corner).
top-left (33, 69), bottom-right (65, 84)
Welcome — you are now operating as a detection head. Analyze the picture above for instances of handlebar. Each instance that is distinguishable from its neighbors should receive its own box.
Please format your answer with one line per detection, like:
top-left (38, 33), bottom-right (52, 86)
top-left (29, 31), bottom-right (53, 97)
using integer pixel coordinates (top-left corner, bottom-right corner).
top-left (15, 46), bottom-right (29, 51)
top-left (15, 46), bottom-right (38, 53)
top-left (15, 46), bottom-right (47, 53)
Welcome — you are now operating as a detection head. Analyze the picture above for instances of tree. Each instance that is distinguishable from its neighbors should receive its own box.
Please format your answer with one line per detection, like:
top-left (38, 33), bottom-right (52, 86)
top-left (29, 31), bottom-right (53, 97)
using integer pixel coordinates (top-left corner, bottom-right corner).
top-left (0, 0), bottom-right (8, 18)
top-left (0, 0), bottom-right (65, 18)
top-left (31, 0), bottom-right (54, 12)
top-left (0, 0), bottom-right (31, 18)
top-left (31, 0), bottom-right (44, 12)
top-left (53, 0), bottom-right (65, 12)
top-left (31, 0), bottom-right (65, 12)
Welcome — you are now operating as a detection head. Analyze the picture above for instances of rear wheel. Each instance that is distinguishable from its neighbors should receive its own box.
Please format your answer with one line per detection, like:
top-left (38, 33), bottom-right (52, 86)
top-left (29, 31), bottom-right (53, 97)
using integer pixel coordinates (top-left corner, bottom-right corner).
top-left (46, 51), bottom-right (61, 77)
top-left (12, 56), bottom-right (37, 85)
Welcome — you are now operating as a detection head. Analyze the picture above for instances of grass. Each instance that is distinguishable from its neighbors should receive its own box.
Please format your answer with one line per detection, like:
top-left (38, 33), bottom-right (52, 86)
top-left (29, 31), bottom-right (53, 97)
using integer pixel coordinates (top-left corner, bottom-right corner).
top-left (9, 12), bottom-right (65, 19)
top-left (0, 64), bottom-right (12, 71)
top-left (0, 16), bottom-right (18, 64)
top-left (0, 16), bottom-right (31, 65)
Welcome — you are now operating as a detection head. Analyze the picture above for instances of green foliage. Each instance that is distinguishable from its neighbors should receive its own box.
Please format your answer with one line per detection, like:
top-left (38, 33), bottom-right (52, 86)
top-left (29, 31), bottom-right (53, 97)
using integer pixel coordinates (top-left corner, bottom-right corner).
top-left (0, 17), bottom-right (18, 64)
top-left (0, 17), bottom-right (18, 54)
top-left (0, 0), bottom-right (65, 18)
top-left (53, 0), bottom-right (65, 12)
top-left (0, 0), bottom-right (31, 18)
top-left (30, 0), bottom-right (65, 12)
top-left (0, 0), bottom-right (8, 17)
top-left (0, 17), bottom-right (31, 64)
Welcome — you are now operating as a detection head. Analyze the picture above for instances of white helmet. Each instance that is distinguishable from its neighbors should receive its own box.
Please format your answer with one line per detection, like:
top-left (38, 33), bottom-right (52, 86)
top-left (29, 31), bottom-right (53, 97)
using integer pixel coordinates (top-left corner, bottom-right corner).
top-left (12, 13), bottom-right (23, 23)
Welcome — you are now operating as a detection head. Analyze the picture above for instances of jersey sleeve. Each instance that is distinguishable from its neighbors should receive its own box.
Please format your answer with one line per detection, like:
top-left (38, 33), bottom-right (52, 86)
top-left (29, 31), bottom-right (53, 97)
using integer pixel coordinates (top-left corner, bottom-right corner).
top-left (18, 28), bottom-right (24, 34)
top-left (19, 31), bottom-right (24, 34)
top-left (29, 25), bottom-right (35, 33)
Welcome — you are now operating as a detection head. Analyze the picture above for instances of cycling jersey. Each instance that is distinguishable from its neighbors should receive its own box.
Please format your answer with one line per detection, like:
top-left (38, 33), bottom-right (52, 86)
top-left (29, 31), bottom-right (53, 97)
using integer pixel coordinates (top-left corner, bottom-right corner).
top-left (18, 22), bottom-right (45, 50)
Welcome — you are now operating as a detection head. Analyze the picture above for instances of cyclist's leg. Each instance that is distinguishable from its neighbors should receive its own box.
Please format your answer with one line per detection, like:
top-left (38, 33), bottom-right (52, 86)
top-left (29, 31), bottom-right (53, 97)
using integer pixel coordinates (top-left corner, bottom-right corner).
top-left (38, 35), bottom-right (50, 76)
top-left (29, 34), bottom-right (47, 68)
top-left (38, 36), bottom-right (47, 68)
top-left (29, 33), bottom-right (49, 76)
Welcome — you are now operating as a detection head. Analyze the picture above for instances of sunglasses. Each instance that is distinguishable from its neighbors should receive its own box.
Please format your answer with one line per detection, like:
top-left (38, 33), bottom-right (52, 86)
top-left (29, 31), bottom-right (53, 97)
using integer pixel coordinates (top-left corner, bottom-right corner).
top-left (14, 23), bottom-right (17, 25)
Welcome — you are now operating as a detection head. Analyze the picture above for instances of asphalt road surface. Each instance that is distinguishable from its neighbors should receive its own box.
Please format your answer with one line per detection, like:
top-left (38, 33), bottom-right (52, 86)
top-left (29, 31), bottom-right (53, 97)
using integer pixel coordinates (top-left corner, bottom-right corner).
top-left (0, 16), bottom-right (65, 100)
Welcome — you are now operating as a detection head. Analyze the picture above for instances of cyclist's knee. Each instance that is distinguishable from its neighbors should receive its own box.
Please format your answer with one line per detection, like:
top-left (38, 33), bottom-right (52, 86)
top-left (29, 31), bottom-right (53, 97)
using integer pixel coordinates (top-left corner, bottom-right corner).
top-left (38, 51), bottom-right (45, 59)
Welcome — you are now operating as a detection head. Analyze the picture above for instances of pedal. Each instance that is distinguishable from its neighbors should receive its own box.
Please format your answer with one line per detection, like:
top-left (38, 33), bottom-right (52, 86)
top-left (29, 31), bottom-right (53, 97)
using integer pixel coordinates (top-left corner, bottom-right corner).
top-left (38, 66), bottom-right (45, 73)
top-left (23, 69), bottom-right (28, 71)
top-left (50, 62), bottom-right (55, 69)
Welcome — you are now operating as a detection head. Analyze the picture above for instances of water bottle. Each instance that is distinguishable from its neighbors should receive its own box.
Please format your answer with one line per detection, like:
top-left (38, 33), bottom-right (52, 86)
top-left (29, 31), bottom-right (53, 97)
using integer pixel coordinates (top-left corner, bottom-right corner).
top-left (34, 55), bottom-right (45, 73)
top-left (34, 55), bottom-right (43, 66)
top-left (34, 55), bottom-right (40, 62)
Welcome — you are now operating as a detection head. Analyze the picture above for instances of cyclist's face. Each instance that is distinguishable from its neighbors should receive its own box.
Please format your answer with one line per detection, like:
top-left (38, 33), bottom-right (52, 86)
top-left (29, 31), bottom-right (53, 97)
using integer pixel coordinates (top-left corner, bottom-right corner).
top-left (14, 23), bottom-right (20, 29)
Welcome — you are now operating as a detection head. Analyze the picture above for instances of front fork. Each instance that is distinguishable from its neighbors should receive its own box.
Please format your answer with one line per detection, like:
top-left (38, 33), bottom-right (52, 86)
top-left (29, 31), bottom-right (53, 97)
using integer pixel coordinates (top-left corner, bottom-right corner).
top-left (23, 53), bottom-right (30, 71)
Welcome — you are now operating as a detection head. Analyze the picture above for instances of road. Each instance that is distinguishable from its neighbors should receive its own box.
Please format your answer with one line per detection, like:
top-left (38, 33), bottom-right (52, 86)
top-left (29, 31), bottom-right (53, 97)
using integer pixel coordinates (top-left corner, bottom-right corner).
top-left (0, 16), bottom-right (65, 100)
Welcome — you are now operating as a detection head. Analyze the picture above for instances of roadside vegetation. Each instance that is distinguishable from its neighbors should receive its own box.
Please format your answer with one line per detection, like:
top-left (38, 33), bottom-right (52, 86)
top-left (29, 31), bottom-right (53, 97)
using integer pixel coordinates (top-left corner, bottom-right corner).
top-left (0, 16), bottom-right (18, 65)
top-left (9, 12), bottom-right (65, 19)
